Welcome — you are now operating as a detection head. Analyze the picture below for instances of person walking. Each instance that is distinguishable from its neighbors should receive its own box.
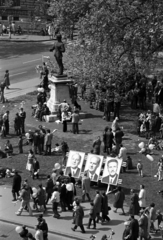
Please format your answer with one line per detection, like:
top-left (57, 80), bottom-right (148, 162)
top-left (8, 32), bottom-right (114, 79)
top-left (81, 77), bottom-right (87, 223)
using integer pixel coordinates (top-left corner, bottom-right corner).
top-left (3, 110), bottom-right (9, 135)
top-left (82, 172), bottom-right (91, 202)
top-left (122, 221), bottom-right (133, 240)
top-left (33, 158), bottom-right (40, 179)
top-left (0, 80), bottom-right (6, 103)
top-left (138, 209), bottom-right (148, 240)
top-left (71, 200), bottom-right (85, 233)
top-left (92, 136), bottom-right (101, 155)
top-left (51, 187), bottom-right (60, 218)
top-left (19, 107), bottom-right (26, 134)
top-left (14, 113), bottom-right (22, 136)
top-left (66, 178), bottom-right (74, 210)
top-left (60, 180), bottom-right (67, 211)
top-left (18, 135), bottom-right (23, 154)
top-left (12, 170), bottom-right (21, 201)
top-left (71, 110), bottom-right (80, 134)
top-left (37, 214), bottom-right (48, 240)
top-left (4, 70), bottom-right (10, 89)
top-left (87, 201), bottom-right (96, 229)
top-left (15, 184), bottom-right (32, 216)
top-left (44, 129), bottom-right (57, 155)
top-left (45, 175), bottom-right (54, 205)
top-left (33, 130), bottom-right (41, 155)
top-left (36, 184), bottom-right (46, 212)
top-left (103, 127), bottom-right (114, 154)
top-left (129, 215), bottom-right (139, 240)
top-left (128, 189), bottom-right (140, 216)
top-left (26, 149), bottom-right (35, 177)
top-left (101, 192), bottom-right (110, 223)
top-left (93, 190), bottom-right (102, 223)
top-left (113, 186), bottom-right (125, 215)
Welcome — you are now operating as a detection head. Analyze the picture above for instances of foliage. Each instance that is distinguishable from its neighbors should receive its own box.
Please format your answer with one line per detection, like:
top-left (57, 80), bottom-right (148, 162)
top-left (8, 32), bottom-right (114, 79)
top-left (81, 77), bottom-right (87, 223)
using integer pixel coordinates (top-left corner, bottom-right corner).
top-left (49, 0), bottom-right (163, 84)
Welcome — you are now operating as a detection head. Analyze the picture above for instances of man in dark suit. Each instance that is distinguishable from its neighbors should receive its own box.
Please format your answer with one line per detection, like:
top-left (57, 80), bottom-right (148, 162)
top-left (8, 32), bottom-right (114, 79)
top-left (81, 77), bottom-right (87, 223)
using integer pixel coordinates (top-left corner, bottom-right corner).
top-left (101, 159), bottom-right (119, 185)
top-left (129, 215), bottom-right (139, 240)
top-left (12, 170), bottom-right (21, 201)
top-left (84, 155), bottom-right (101, 182)
top-left (65, 152), bottom-right (81, 178)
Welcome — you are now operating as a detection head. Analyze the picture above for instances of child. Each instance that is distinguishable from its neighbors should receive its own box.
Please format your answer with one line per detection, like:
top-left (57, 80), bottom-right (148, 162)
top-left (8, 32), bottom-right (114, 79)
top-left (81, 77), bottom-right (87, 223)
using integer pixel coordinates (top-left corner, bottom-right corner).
top-left (87, 201), bottom-right (96, 229)
top-left (18, 135), bottom-right (23, 153)
top-left (137, 160), bottom-right (143, 177)
top-left (156, 210), bottom-right (163, 229)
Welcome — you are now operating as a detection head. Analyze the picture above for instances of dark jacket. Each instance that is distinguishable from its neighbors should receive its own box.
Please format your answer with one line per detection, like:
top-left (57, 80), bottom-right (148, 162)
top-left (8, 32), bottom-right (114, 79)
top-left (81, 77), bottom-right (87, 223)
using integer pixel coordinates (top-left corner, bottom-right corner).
top-left (101, 194), bottom-right (109, 215)
top-left (113, 190), bottom-right (125, 208)
top-left (129, 193), bottom-right (140, 216)
top-left (45, 178), bottom-right (54, 194)
top-left (74, 205), bottom-right (84, 226)
top-left (130, 218), bottom-right (139, 239)
top-left (12, 173), bottom-right (22, 191)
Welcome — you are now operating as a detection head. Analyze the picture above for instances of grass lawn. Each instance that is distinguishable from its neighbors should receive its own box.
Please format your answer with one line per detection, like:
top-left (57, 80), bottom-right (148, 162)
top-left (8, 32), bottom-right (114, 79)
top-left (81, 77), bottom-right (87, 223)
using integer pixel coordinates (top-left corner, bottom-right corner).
top-left (0, 93), bottom-right (163, 211)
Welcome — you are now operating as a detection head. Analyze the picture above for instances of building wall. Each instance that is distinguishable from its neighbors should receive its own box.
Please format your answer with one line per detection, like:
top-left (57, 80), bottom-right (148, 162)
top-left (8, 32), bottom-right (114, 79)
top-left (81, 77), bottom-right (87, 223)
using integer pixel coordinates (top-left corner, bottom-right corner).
top-left (0, 0), bottom-right (47, 29)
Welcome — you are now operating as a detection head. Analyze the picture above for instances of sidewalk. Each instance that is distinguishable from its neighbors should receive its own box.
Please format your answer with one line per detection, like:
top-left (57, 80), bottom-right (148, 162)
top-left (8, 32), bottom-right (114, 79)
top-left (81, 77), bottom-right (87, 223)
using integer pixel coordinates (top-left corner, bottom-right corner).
top-left (4, 77), bottom-right (41, 100)
top-left (0, 185), bottom-right (130, 240)
top-left (0, 34), bottom-right (52, 42)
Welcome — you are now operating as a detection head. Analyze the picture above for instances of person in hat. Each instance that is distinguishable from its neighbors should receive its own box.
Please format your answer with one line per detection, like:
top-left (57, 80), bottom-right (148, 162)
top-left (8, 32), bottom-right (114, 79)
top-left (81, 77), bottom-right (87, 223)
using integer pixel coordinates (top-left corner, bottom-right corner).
top-left (122, 221), bottom-right (132, 240)
top-left (71, 199), bottom-right (85, 233)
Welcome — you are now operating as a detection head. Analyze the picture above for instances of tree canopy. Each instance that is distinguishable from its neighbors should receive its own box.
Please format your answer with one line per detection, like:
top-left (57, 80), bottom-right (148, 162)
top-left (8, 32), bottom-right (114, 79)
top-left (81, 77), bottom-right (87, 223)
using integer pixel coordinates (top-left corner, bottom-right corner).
top-left (48, 0), bottom-right (163, 84)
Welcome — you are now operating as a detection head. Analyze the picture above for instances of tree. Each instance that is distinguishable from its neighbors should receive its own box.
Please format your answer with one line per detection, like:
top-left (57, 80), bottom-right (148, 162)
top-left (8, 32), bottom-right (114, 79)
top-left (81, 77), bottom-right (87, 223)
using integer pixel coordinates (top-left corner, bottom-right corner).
top-left (49, 0), bottom-right (163, 85)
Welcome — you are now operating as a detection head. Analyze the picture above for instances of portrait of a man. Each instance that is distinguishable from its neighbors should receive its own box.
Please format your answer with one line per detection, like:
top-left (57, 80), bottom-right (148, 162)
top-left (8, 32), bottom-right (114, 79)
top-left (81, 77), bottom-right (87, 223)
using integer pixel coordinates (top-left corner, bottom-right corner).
top-left (101, 157), bottom-right (122, 185)
top-left (84, 154), bottom-right (103, 182)
top-left (65, 151), bottom-right (85, 178)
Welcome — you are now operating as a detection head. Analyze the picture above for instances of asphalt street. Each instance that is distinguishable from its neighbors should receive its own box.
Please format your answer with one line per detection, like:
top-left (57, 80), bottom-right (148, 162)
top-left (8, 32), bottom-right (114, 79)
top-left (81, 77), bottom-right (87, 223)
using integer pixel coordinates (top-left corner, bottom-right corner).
top-left (0, 41), bottom-right (54, 84)
top-left (0, 221), bottom-right (72, 240)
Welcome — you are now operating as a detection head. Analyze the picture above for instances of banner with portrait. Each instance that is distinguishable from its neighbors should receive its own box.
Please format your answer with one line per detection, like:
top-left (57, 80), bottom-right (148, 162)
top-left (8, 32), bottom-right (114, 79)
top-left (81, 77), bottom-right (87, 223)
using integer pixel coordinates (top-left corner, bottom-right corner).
top-left (101, 157), bottom-right (122, 185)
top-left (84, 154), bottom-right (104, 182)
top-left (65, 150), bottom-right (85, 178)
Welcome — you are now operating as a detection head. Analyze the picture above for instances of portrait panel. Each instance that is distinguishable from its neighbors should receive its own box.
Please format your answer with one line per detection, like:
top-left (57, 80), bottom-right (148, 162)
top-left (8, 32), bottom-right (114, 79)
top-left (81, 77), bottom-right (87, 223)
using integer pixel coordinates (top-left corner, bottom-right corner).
top-left (84, 154), bottom-right (104, 182)
top-left (101, 157), bottom-right (122, 185)
top-left (65, 150), bottom-right (85, 178)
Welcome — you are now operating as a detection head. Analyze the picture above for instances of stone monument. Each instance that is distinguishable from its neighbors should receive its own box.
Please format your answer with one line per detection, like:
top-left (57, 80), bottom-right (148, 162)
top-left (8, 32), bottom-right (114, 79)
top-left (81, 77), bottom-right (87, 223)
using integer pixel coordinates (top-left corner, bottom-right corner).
top-left (47, 34), bottom-right (73, 114)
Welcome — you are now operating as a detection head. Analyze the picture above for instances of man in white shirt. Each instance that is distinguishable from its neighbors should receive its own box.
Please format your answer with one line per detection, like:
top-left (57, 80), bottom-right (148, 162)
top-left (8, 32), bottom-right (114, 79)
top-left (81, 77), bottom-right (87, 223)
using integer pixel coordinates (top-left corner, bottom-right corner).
top-left (138, 184), bottom-right (146, 209)
top-left (65, 152), bottom-right (81, 178)
top-left (51, 187), bottom-right (60, 218)
top-left (84, 155), bottom-right (101, 182)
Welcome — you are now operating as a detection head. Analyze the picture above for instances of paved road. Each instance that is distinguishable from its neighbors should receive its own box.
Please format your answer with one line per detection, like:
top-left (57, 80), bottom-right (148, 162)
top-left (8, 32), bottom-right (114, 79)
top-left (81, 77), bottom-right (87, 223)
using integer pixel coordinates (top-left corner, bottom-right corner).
top-left (0, 221), bottom-right (72, 240)
top-left (0, 41), bottom-right (54, 84)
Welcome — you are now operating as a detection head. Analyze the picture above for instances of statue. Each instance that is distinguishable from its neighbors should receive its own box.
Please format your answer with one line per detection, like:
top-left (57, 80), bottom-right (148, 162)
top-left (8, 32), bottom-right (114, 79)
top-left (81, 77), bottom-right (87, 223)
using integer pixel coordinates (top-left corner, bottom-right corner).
top-left (50, 34), bottom-right (65, 76)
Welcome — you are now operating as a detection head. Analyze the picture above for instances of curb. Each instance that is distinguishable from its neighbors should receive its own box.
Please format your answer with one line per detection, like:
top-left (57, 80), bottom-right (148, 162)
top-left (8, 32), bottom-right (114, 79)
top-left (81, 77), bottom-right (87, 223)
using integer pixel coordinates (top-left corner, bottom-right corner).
top-left (0, 218), bottom-right (88, 240)
top-left (0, 38), bottom-right (52, 42)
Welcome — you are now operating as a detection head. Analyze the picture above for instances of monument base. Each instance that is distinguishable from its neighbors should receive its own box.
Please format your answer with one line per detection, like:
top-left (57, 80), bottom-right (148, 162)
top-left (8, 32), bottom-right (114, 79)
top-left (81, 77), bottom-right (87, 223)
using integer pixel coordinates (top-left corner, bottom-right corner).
top-left (47, 75), bottom-right (73, 114)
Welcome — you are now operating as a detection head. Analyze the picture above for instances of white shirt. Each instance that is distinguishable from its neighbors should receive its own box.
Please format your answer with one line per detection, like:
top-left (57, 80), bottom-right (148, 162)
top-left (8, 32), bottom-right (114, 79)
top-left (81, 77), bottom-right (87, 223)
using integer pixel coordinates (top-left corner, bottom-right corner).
top-left (139, 189), bottom-right (146, 208)
top-left (66, 182), bottom-right (74, 191)
top-left (35, 229), bottom-right (44, 240)
top-left (110, 176), bottom-right (116, 184)
top-left (51, 191), bottom-right (60, 203)
top-left (88, 172), bottom-right (96, 180)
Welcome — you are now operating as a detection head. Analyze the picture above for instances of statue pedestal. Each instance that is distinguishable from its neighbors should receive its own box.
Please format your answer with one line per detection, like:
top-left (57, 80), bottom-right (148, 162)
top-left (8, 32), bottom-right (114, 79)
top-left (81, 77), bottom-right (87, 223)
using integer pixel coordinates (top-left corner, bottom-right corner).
top-left (47, 75), bottom-right (73, 114)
